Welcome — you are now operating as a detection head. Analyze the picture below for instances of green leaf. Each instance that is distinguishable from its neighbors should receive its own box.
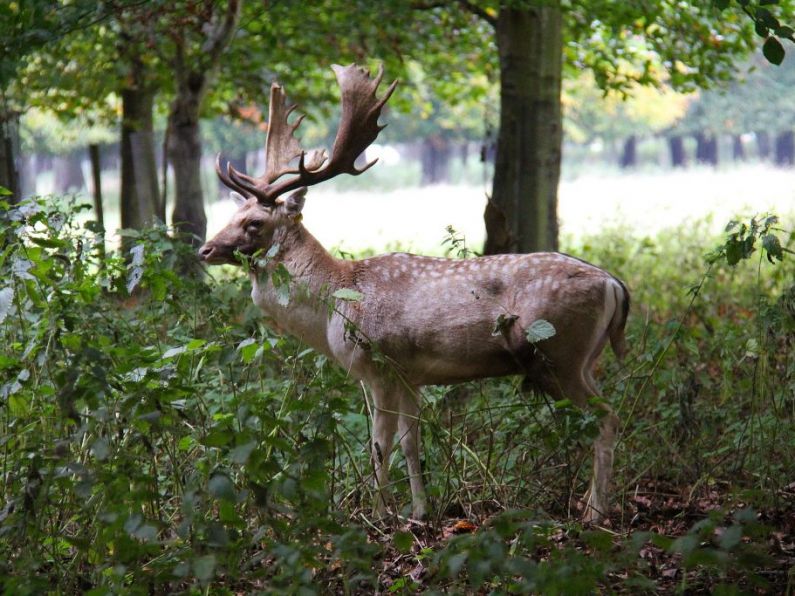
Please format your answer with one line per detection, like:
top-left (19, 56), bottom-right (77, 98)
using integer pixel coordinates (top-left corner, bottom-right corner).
top-left (133, 524), bottom-right (158, 543)
top-left (0, 287), bottom-right (13, 325)
top-left (525, 319), bottom-right (556, 343)
top-left (91, 438), bottom-right (110, 461)
top-left (192, 554), bottom-right (216, 583)
top-left (393, 530), bottom-right (414, 554)
top-left (203, 428), bottom-right (233, 447)
top-left (581, 529), bottom-right (613, 552)
top-left (333, 288), bottom-right (363, 301)
top-left (763, 36), bottom-right (785, 65)
top-left (0, 186), bottom-right (11, 196)
top-left (776, 25), bottom-right (795, 40)
top-left (718, 524), bottom-right (743, 550)
top-left (230, 441), bottom-right (257, 464)
top-left (29, 236), bottom-right (67, 249)
top-left (162, 345), bottom-right (187, 359)
top-left (713, 0), bottom-right (730, 9)
top-left (761, 233), bottom-right (783, 263)
top-left (237, 338), bottom-right (259, 363)
top-left (208, 474), bottom-right (236, 501)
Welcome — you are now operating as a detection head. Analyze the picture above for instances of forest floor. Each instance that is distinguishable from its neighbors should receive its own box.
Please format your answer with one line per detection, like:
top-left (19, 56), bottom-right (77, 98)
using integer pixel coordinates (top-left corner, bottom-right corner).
top-left (372, 480), bottom-right (795, 593)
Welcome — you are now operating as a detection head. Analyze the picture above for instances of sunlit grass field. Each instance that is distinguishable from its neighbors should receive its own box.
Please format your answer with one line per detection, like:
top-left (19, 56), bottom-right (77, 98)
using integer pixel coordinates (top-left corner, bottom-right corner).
top-left (209, 163), bottom-right (795, 254)
top-left (37, 161), bottom-right (795, 254)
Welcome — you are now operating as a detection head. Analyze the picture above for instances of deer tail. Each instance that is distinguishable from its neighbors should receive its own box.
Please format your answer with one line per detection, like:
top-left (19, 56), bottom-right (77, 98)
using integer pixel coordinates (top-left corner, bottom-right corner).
top-left (607, 277), bottom-right (630, 361)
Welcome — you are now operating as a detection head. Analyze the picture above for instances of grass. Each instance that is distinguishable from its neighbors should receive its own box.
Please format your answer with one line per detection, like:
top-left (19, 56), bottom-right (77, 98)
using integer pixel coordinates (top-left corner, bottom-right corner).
top-left (0, 196), bottom-right (793, 593)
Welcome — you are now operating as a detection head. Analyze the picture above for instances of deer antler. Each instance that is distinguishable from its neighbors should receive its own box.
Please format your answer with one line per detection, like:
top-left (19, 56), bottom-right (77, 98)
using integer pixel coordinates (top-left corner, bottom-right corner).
top-left (219, 64), bottom-right (397, 205)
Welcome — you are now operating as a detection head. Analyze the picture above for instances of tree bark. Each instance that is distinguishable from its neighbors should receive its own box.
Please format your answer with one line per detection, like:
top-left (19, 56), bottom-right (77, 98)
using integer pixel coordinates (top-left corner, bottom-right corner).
top-left (420, 134), bottom-right (452, 185)
top-left (120, 84), bottom-right (160, 234)
top-left (485, 4), bottom-right (562, 255)
top-left (168, 81), bottom-right (206, 247)
top-left (695, 131), bottom-right (718, 166)
top-left (774, 130), bottom-right (794, 166)
top-left (668, 135), bottom-right (686, 168)
top-left (619, 135), bottom-right (637, 168)
top-left (53, 149), bottom-right (86, 194)
top-left (0, 110), bottom-right (21, 202)
top-left (756, 131), bottom-right (771, 160)
top-left (732, 135), bottom-right (745, 161)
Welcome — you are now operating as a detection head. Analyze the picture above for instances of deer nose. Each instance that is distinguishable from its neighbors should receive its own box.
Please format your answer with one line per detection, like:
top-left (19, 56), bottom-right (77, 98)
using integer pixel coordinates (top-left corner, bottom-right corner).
top-left (198, 244), bottom-right (214, 260)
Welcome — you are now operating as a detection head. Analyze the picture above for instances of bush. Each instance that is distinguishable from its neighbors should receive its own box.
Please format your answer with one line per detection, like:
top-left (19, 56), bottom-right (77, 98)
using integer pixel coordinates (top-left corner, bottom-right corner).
top-left (1, 197), bottom-right (793, 593)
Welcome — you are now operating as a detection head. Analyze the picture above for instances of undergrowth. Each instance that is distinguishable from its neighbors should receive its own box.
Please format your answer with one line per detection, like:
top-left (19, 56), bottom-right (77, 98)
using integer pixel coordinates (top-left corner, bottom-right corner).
top-left (0, 196), bottom-right (793, 594)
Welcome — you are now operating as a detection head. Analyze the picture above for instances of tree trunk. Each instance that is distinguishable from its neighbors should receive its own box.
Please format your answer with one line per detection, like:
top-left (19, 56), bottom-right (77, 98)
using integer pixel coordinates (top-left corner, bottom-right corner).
top-left (19, 153), bottom-right (36, 198)
top-left (668, 135), bottom-right (686, 168)
top-left (0, 110), bottom-right (21, 202)
top-left (774, 130), bottom-right (794, 166)
top-left (420, 135), bottom-right (452, 185)
top-left (485, 4), bottom-right (562, 255)
top-left (168, 83), bottom-right (206, 248)
top-left (53, 149), bottom-right (86, 194)
top-left (619, 135), bottom-right (637, 168)
top-left (121, 85), bottom-right (161, 235)
top-left (695, 132), bottom-right (718, 166)
top-left (732, 135), bottom-right (745, 161)
top-left (756, 131), bottom-right (771, 160)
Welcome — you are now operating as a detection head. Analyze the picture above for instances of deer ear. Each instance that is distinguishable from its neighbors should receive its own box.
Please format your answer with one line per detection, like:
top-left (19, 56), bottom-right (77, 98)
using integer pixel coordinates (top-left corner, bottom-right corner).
top-left (279, 188), bottom-right (307, 217)
top-left (230, 191), bottom-right (247, 207)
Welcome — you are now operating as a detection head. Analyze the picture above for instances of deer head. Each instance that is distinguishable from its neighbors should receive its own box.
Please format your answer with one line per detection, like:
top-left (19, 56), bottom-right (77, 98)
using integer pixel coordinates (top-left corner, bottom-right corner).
top-left (198, 64), bottom-right (396, 265)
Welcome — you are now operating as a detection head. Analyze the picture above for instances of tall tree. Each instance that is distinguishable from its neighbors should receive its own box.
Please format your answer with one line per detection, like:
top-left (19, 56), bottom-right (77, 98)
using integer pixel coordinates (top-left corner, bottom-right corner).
top-left (444, 0), bottom-right (790, 253)
top-left (165, 0), bottom-right (241, 247)
top-left (0, 0), bottom-right (101, 200)
top-left (484, 4), bottom-right (562, 253)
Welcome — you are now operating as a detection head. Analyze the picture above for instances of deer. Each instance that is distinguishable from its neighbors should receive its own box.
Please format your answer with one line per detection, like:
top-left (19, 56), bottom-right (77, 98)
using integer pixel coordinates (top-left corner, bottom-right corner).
top-left (198, 64), bottom-right (630, 524)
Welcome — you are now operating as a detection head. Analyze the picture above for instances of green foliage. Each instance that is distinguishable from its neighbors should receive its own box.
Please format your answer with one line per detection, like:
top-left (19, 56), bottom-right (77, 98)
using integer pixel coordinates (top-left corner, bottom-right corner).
top-left (1, 199), bottom-right (793, 592)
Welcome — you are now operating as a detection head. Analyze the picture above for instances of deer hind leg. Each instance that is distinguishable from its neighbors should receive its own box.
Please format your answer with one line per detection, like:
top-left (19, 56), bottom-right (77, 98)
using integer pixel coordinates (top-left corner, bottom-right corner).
top-left (397, 387), bottom-right (426, 520)
top-left (546, 358), bottom-right (617, 524)
top-left (577, 360), bottom-right (619, 524)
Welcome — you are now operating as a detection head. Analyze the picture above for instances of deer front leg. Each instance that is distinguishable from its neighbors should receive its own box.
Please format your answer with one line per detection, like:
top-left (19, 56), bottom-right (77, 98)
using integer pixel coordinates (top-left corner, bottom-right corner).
top-left (370, 388), bottom-right (398, 518)
top-left (398, 387), bottom-right (426, 520)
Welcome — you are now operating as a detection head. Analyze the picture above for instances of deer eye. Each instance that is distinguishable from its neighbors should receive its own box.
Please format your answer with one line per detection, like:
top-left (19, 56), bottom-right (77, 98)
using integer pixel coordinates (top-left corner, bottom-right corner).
top-left (245, 221), bottom-right (264, 234)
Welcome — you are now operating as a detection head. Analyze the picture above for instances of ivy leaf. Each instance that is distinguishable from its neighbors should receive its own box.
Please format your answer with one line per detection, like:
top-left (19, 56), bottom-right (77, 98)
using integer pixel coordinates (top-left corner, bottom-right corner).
top-left (761, 233), bottom-right (783, 263)
top-left (526, 319), bottom-right (556, 344)
top-left (763, 36), bottom-right (785, 65)
top-left (332, 288), bottom-right (363, 301)
top-left (0, 287), bottom-right (13, 324)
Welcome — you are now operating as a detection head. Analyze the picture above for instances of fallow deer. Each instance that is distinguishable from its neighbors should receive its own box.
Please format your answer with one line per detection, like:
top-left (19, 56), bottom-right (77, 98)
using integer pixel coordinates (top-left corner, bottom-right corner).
top-left (198, 64), bottom-right (630, 523)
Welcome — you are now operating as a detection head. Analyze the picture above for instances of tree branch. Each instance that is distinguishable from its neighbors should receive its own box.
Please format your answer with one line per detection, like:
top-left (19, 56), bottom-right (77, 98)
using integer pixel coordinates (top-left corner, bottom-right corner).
top-left (201, 0), bottom-right (242, 66)
top-left (458, 0), bottom-right (497, 28)
top-left (411, 0), bottom-right (497, 28)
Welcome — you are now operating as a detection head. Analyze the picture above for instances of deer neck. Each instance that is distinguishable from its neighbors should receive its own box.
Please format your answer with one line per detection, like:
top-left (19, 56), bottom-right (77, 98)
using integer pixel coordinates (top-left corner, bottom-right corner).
top-left (249, 222), bottom-right (347, 354)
